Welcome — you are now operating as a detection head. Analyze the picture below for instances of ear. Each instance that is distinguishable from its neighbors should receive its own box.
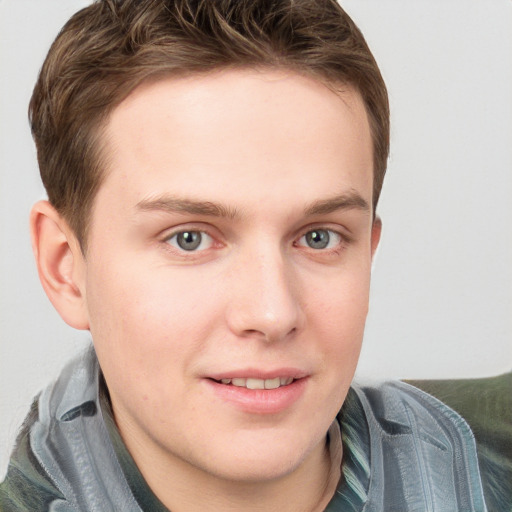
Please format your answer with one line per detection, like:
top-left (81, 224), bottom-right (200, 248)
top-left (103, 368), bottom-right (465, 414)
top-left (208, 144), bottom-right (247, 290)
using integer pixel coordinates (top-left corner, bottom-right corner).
top-left (370, 216), bottom-right (382, 261)
top-left (30, 200), bottom-right (89, 330)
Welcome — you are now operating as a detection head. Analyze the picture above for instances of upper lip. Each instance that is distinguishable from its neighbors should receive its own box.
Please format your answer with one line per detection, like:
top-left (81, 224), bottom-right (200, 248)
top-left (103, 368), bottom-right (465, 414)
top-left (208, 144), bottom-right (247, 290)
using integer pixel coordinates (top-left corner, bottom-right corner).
top-left (206, 368), bottom-right (309, 381)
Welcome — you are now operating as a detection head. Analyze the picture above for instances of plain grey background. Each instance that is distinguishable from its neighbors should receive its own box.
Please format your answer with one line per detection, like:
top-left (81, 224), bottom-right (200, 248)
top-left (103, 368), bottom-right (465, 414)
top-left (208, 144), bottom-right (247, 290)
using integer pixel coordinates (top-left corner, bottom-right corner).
top-left (1, 0), bottom-right (511, 478)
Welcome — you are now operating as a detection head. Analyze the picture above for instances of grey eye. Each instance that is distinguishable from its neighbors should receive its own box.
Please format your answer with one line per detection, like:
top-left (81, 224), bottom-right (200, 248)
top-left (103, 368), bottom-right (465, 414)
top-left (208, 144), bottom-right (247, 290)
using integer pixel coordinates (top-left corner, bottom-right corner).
top-left (167, 231), bottom-right (213, 252)
top-left (177, 231), bottom-right (202, 251)
top-left (305, 229), bottom-right (331, 249)
top-left (298, 229), bottom-right (342, 250)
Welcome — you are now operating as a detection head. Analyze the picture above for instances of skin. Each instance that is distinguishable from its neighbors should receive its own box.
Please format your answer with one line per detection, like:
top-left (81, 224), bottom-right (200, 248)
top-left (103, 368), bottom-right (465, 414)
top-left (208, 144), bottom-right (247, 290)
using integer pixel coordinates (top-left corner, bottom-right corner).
top-left (31, 69), bottom-right (381, 511)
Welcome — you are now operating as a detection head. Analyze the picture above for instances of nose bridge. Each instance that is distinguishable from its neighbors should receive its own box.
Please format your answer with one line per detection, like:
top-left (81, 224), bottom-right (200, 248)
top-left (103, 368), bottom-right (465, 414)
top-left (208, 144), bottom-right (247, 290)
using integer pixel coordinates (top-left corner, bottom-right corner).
top-left (226, 239), bottom-right (302, 342)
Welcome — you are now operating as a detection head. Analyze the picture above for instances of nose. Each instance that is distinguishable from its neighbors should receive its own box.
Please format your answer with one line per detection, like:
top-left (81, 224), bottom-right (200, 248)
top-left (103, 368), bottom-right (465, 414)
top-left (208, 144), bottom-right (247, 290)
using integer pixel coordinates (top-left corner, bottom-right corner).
top-left (225, 244), bottom-right (303, 343)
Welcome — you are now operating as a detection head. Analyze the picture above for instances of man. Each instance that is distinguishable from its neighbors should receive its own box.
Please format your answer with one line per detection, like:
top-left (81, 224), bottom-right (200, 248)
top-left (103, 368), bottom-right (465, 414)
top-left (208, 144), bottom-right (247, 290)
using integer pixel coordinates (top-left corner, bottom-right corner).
top-left (0, 1), bottom-right (508, 510)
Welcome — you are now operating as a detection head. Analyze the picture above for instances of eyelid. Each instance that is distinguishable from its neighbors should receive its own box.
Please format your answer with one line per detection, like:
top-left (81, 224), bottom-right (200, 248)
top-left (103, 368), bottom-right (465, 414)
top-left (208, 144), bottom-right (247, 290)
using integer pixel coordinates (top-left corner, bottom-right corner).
top-left (160, 222), bottom-right (217, 240)
top-left (296, 223), bottom-right (352, 241)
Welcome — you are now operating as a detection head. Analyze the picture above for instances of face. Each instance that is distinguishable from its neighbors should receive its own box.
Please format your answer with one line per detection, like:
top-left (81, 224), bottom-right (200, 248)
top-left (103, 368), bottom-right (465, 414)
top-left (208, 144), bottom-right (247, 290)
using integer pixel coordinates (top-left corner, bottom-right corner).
top-left (79, 69), bottom-right (378, 484)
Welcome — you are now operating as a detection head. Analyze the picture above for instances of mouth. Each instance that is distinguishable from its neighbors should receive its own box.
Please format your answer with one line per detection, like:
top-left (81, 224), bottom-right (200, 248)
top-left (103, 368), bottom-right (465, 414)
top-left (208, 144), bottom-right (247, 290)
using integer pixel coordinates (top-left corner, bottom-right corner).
top-left (212, 377), bottom-right (295, 390)
top-left (205, 374), bottom-right (307, 414)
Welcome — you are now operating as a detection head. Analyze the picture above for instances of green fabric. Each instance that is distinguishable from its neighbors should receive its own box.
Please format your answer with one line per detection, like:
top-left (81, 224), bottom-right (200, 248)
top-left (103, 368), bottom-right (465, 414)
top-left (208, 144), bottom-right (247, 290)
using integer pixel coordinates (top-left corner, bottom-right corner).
top-left (325, 389), bottom-right (371, 511)
top-left (408, 372), bottom-right (512, 512)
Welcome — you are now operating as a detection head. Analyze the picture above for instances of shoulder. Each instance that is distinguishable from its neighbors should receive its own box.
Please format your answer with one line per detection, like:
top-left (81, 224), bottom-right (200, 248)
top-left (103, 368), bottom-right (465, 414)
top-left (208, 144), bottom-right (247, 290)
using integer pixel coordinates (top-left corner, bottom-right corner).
top-left (0, 347), bottom-right (137, 511)
top-left (407, 372), bottom-right (512, 512)
top-left (0, 350), bottom-right (96, 512)
top-left (347, 379), bottom-right (487, 511)
top-left (0, 399), bottom-right (67, 512)
top-left (352, 378), bottom-right (476, 442)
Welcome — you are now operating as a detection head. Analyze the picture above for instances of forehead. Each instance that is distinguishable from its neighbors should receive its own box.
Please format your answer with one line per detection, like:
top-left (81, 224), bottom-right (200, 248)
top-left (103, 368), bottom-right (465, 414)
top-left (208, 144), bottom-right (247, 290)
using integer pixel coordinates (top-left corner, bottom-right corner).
top-left (98, 69), bottom-right (373, 217)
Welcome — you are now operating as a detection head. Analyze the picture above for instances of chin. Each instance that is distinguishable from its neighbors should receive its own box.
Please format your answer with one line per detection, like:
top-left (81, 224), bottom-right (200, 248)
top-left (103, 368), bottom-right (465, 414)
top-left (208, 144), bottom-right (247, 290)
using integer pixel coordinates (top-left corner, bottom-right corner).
top-left (208, 456), bottom-right (302, 484)
top-left (197, 429), bottom-right (324, 484)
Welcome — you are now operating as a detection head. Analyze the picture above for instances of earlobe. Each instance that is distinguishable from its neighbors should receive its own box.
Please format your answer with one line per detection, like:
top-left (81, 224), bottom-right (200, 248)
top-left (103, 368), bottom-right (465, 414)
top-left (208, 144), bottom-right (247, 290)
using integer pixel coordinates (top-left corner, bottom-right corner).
top-left (30, 200), bottom-right (89, 330)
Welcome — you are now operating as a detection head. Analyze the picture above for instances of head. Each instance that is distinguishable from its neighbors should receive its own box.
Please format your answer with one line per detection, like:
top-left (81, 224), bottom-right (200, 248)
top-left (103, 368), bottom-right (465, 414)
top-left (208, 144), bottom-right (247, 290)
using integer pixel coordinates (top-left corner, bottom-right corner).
top-left (29, 0), bottom-right (389, 504)
top-left (29, 0), bottom-right (389, 252)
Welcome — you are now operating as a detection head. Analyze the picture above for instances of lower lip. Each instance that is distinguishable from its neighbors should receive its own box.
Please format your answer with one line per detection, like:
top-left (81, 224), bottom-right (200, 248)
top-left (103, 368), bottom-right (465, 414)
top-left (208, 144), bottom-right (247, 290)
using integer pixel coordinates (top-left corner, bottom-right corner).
top-left (205, 378), bottom-right (308, 414)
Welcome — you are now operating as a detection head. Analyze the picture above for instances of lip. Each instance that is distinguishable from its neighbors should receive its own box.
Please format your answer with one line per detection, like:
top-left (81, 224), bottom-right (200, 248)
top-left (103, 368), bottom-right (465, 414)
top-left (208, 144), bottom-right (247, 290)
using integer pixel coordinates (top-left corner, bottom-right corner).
top-left (207, 367), bottom-right (308, 381)
top-left (204, 373), bottom-right (309, 415)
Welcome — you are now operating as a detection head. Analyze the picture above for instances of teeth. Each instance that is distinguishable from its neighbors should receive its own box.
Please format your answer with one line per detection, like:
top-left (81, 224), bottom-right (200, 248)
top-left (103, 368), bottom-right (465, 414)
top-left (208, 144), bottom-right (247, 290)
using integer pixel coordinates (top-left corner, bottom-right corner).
top-left (264, 377), bottom-right (281, 390)
top-left (221, 377), bottom-right (294, 389)
top-left (246, 378), bottom-right (265, 390)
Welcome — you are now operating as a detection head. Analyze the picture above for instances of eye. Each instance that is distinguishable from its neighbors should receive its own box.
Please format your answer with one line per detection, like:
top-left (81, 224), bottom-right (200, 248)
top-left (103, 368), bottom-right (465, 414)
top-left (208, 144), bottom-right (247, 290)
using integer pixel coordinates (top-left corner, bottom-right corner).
top-left (298, 229), bottom-right (342, 250)
top-left (166, 230), bottom-right (213, 252)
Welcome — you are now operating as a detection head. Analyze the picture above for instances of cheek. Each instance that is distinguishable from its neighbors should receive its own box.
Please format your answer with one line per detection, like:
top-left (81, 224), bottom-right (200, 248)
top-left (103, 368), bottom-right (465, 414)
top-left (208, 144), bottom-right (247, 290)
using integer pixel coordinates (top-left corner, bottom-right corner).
top-left (305, 267), bottom-right (371, 368)
top-left (309, 266), bottom-right (371, 329)
top-left (84, 257), bottom-right (224, 374)
top-left (84, 267), bottom-right (207, 420)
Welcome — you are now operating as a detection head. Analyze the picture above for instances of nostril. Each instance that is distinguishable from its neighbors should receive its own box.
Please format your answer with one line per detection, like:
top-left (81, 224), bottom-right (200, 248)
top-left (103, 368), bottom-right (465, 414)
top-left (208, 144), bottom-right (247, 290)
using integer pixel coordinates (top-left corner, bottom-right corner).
top-left (244, 329), bottom-right (262, 336)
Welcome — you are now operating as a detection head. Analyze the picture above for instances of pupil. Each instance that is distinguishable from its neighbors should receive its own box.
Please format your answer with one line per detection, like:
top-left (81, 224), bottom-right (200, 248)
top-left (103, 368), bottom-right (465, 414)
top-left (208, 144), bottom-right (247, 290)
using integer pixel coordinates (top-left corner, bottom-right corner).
top-left (306, 230), bottom-right (329, 249)
top-left (177, 231), bottom-right (201, 251)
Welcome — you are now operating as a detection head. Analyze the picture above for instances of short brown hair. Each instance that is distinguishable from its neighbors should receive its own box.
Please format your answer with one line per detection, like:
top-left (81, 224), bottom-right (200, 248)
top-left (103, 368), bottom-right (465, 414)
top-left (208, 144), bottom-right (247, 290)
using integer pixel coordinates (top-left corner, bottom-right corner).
top-left (30, 0), bottom-right (389, 250)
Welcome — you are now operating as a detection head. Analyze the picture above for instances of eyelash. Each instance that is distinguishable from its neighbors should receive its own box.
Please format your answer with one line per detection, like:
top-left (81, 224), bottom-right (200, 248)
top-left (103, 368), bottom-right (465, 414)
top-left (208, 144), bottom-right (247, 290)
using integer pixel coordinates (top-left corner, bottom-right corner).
top-left (161, 226), bottom-right (350, 256)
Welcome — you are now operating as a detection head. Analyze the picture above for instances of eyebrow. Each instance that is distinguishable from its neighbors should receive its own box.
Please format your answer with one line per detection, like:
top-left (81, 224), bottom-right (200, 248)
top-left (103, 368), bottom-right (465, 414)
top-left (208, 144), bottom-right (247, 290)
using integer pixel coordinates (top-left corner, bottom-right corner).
top-left (303, 192), bottom-right (370, 216)
top-left (136, 190), bottom-right (370, 219)
top-left (136, 196), bottom-right (240, 219)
